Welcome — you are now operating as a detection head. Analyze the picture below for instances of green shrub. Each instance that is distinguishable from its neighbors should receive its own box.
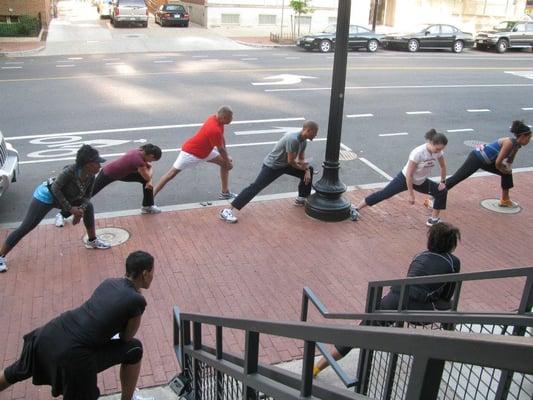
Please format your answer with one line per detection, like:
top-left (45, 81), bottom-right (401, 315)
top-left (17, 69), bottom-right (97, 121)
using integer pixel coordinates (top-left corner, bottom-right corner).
top-left (0, 15), bottom-right (41, 37)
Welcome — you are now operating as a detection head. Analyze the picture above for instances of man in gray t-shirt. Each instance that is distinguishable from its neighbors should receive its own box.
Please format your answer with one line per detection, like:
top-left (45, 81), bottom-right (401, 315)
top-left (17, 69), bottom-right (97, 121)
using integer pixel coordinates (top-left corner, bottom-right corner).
top-left (219, 121), bottom-right (319, 223)
top-left (263, 132), bottom-right (307, 169)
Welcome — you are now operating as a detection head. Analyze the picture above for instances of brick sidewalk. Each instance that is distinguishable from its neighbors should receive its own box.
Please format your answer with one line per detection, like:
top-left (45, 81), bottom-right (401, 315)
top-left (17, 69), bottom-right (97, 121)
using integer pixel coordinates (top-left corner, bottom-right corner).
top-left (1, 172), bottom-right (532, 399)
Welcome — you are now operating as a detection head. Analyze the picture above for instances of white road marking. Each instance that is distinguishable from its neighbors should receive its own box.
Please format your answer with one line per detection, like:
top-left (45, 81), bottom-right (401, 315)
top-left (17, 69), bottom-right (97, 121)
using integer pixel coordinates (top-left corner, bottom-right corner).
top-left (192, 55), bottom-right (208, 58)
top-left (347, 113), bottom-right (374, 118)
top-left (200, 59), bottom-right (220, 62)
top-left (265, 83), bottom-right (533, 92)
top-left (406, 111), bottom-right (431, 115)
top-left (447, 128), bottom-right (474, 133)
top-left (358, 157), bottom-right (393, 181)
top-left (56, 64), bottom-right (76, 68)
top-left (504, 71), bottom-right (533, 80)
top-left (1, 66), bottom-right (22, 70)
top-left (522, 107), bottom-right (533, 111)
top-left (68, 57), bottom-right (83, 60)
top-left (105, 62), bottom-right (125, 66)
top-left (6, 117), bottom-right (306, 141)
top-left (153, 60), bottom-right (174, 63)
top-left (379, 132), bottom-right (409, 137)
top-left (241, 58), bottom-right (258, 61)
top-left (103, 57), bottom-right (120, 61)
top-left (18, 138), bottom-right (327, 165)
top-left (56, 60), bottom-right (74, 63)
top-left (234, 127), bottom-right (302, 136)
top-left (467, 109), bottom-right (490, 113)
top-left (252, 74), bottom-right (317, 86)
top-left (285, 56), bottom-right (301, 60)
top-left (340, 143), bottom-right (353, 151)
top-left (4, 61), bottom-right (24, 65)
top-left (87, 40), bottom-right (100, 43)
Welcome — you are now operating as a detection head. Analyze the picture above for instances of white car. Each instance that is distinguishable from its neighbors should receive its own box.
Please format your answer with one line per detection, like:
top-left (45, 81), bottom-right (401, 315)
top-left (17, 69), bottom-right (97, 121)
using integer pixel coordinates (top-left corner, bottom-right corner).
top-left (0, 131), bottom-right (19, 198)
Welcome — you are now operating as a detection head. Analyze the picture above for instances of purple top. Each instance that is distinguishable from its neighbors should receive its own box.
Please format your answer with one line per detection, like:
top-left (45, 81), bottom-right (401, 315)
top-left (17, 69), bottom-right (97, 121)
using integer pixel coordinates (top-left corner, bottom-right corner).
top-left (103, 148), bottom-right (146, 179)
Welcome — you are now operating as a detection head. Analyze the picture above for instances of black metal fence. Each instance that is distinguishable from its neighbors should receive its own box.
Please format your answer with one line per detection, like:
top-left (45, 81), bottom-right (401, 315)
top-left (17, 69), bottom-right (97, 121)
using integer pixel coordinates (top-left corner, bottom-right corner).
top-left (299, 266), bottom-right (533, 399)
top-left (173, 304), bottom-right (533, 400)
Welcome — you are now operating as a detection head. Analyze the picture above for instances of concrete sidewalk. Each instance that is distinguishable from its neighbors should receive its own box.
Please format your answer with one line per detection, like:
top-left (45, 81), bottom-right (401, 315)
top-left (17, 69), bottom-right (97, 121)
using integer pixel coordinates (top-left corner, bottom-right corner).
top-left (1, 172), bottom-right (532, 399)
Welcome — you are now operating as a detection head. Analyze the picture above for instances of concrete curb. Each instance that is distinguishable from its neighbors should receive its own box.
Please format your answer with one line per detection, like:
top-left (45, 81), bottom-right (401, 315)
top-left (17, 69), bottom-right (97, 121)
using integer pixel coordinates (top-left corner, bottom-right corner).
top-left (0, 45), bottom-right (46, 57)
top-left (233, 40), bottom-right (296, 48)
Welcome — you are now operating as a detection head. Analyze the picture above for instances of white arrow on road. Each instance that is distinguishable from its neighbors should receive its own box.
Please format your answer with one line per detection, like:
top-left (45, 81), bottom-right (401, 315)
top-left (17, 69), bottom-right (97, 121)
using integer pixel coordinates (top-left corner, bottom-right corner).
top-left (251, 74), bottom-right (317, 86)
top-left (234, 126), bottom-right (302, 136)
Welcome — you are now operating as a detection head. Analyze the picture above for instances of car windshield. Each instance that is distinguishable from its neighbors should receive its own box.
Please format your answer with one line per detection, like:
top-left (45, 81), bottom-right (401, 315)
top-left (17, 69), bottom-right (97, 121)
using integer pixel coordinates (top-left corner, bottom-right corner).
top-left (164, 4), bottom-right (184, 11)
top-left (413, 24), bottom-right (431, 33)
top-left (493, 21), bottom-right (516, 31)
top-left (321, 25), bottom-right (336, 34)
top-left (120, 0), bottom-right (145, 6)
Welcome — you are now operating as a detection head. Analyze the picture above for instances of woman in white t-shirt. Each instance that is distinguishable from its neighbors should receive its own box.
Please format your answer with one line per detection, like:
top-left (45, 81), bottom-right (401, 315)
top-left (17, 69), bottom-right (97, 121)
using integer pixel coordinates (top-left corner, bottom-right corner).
top-left (353, 129), bottom-right (448, 226)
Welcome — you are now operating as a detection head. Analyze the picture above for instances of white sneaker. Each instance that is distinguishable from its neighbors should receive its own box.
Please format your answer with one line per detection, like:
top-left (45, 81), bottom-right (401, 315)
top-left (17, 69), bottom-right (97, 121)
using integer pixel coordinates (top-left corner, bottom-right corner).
top-left (86, 237), bottom-right (111, 249)
top-left (294, 196), bottom-right (306, 206)
top-left (0, 256), bottom-right (7, 273)
top-left (55, 213), bottom-right (65, 227)
top-left (141, 205), bottom-right (162, 214)
top-left (219, 208), bottom-right (238, 223)
top-left (131, 390), bottom-right (155, 400)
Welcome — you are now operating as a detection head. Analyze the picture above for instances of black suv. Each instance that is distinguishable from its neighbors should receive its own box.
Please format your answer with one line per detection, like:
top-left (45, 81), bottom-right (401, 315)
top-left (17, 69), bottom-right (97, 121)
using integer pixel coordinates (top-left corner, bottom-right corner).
top-left (475, 20), bottom-right (533, 53)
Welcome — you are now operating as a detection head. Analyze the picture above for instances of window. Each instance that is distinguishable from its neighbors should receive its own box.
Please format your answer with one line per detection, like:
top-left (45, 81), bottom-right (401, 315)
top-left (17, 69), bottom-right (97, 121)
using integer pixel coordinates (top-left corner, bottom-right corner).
top-left (258, 14), bottom-right (276, 25)
top-left (513, 23), bottom-right (526, 32)
top-left (221, 13), bottom-right (240, 24)
top-left (527, 23), bottom-right (532, 32)
top-left (349, 26), bottom-right (359, 34)
top-left (440, 25), bottom-right (457, 34)
top-left (328, 16), bottom-right (337, 25)
top-left (426, 25), bottom-right (440, 34)
top-left (295, 15), bottom-right (311, 25)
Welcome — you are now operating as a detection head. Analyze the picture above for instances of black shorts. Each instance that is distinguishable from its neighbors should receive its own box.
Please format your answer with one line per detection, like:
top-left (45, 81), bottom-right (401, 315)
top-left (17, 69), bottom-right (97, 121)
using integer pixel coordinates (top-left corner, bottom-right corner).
top-left (5, 331), bottom-right (143, 400)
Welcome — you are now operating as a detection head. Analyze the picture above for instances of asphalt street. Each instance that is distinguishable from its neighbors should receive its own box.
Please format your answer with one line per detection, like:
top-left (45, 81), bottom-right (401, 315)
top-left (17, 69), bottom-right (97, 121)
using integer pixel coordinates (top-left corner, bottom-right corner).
top-left (1, 47), bottom-right (533, 223)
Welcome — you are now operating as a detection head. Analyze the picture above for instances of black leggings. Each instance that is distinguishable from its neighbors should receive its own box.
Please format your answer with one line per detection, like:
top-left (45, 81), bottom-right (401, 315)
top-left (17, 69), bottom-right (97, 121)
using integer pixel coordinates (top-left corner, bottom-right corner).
top-left (5, 198), bottom-right (95, 249)
top-left (365, 172), bottom-right (447, 210)
top-left (445, 151), bottom-right (513, 191)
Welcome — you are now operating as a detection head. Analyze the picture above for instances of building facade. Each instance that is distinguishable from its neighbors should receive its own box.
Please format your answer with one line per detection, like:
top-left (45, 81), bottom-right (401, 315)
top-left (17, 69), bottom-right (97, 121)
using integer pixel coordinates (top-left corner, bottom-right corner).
top-left (0, 0), bottom-right (52, 27)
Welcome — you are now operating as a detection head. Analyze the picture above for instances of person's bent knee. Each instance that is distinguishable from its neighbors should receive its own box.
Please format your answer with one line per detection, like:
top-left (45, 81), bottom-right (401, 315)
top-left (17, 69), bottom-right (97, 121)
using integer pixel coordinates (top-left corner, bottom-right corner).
top-left (123, 339), bottom-right (143, 364)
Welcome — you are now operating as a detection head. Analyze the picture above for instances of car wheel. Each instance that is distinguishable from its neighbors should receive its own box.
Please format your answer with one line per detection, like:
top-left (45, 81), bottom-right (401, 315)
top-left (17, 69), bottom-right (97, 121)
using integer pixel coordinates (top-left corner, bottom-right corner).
top-left (183, 21), bottom-right (189, 27)
top-left (496, 39), bottom-right (508, 53)
top-left (407, 39), bottom-right (419, 52)
top-left (142, 21), bottom-right (148, 27)
top-left (319, 39), bottom-right (332, 53)
top-left (367, 39), bottom-right (379, 52)
top-left (452, 40), bottom-right (464, 53)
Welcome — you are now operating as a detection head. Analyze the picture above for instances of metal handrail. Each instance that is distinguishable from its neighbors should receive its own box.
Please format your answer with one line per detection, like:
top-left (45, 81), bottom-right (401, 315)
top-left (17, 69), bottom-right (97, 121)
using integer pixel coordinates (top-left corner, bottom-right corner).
top-left (174, 308), bottom-right (533, 400)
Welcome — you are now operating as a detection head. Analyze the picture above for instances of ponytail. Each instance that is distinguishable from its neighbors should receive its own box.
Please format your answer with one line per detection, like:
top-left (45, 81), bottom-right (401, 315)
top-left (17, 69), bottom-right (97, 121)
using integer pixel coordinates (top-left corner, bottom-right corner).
top-left (510, 120), bottom-right (531, 137)
top-left (425, 129), bottom-right (448, 146)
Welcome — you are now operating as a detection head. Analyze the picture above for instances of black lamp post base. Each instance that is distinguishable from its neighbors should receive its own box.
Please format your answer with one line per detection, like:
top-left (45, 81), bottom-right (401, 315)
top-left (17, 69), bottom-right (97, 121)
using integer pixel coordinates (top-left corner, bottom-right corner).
top-left (305, 192), bottom-right (351, 222)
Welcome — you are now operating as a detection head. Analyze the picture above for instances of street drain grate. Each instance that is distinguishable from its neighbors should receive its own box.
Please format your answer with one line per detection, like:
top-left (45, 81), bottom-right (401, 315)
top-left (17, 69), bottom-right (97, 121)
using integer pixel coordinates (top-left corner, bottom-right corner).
top-left (83, 227), bottom-right (130, 248)
top-left (480, 199), bottom-right (521, 214)
top-left (340, 150), bottom-right (358, 161)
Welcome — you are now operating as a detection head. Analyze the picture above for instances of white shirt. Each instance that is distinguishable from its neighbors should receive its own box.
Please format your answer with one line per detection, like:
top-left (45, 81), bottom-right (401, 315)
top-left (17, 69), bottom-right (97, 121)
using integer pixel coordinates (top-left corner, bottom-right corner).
top-left (401, 144), bottom-right (443, 185)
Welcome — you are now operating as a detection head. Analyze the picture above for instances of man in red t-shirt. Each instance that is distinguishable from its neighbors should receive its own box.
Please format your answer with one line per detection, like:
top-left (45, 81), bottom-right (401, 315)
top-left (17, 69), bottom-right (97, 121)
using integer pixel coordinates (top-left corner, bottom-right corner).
top-left (154, 106), bottom-right (236, 199)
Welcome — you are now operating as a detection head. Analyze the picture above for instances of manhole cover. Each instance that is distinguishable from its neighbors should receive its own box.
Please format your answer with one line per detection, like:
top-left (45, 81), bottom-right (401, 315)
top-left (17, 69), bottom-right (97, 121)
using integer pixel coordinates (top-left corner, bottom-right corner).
top-left (340, 150), bottom-right (358, 161)
top-left (83, 227), bottom-right (130, 248)
top-left (464, 140), bottom-right (487, 148)
top-left (480, 199), bottom-right (522, 214)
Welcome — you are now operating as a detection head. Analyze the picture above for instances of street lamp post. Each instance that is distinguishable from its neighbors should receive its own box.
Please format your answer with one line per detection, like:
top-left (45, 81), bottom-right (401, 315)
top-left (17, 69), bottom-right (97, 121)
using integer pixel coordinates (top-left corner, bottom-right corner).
top-left (305, 0), bottom-right (352, 222)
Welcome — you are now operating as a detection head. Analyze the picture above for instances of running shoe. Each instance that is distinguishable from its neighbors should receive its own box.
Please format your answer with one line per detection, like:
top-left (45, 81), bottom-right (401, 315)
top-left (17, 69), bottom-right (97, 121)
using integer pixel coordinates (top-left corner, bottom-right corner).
top-left (350, 206), bottom-right (360, 221)
top-left (55, 213), bottom-right (65, 227)
top-left (86, 237), bottom-right (111, 249)
top-left (218, 191), bottom-right (237, 200)
top-left (294, 196), bottom-right (306, 206)
top-left (498, 199), bottom-right (514, 208)
top-left (219, 208), bottom-right (238, 223)
top-left (141, 205), bottom-right (162, 214)
top-left (0, 256), bottom-right (7, 273)
top-left (426, 217), bottom-right (441, 227)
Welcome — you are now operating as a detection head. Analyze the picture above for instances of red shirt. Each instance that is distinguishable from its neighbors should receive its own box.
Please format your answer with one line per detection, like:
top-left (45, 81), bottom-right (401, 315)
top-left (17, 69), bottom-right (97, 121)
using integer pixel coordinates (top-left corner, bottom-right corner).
top-left (103, 148), bottom-right (147, 179)
top-left (182, 115), bottom-right (224, 159)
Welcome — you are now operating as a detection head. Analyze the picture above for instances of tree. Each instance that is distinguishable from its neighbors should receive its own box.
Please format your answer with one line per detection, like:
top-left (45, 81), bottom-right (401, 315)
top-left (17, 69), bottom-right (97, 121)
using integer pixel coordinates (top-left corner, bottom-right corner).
top-left (289, 0), bottom-right (313, 37)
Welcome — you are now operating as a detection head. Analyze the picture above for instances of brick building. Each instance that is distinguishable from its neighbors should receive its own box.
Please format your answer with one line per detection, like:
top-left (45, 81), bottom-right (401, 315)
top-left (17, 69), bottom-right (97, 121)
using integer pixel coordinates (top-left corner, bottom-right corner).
top-left (0, 0), bottom-right (53, 28)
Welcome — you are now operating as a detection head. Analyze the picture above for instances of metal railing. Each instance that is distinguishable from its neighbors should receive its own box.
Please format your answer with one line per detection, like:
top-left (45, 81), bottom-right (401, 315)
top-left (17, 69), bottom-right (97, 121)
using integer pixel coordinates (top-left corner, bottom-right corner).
top-left (173, 307), bottom-right (533, 400)
top-left (300, 266), bottom-right (533, 399)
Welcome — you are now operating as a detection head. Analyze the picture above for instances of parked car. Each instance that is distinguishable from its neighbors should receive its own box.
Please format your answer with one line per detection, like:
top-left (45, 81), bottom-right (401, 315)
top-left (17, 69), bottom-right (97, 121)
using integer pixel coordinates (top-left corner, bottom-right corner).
top-left (296, 24), bottom-right (384, 53)
top-left (0, 131), bottom-right (19, 198)
top-left (154, 3), bottom-right (189, 27)
top-left (97, 0), bottom-right (113, 18)
top-left (110, 0), bottom-right (148, 27)
top-left (475, 20), bottom-right (533, 53)
top-left (381, 24), bottom-right (474, 53)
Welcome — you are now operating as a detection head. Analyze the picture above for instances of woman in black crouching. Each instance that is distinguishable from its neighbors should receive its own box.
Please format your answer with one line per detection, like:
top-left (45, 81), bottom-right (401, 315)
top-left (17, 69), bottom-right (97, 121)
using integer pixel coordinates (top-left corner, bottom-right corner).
top-left (313, 222), bottom-right (461, 377)
top-left (0, 251), bottom-right (155, 400)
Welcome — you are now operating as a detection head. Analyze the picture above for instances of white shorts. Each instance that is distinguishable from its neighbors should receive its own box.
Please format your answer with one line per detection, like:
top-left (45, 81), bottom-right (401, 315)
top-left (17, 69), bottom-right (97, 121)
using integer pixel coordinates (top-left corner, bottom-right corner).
top-left (172, 149), bottom-right (220, 171)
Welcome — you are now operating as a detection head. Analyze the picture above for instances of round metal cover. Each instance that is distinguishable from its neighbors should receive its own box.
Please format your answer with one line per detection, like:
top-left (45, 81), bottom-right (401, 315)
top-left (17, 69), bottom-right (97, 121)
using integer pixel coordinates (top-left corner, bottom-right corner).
top-left (83, 227), bottom-right (130, 248)
top-left (464, 140), bottom-right (487, 148)
top-left (480, 199), bottom-right (521, 214)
